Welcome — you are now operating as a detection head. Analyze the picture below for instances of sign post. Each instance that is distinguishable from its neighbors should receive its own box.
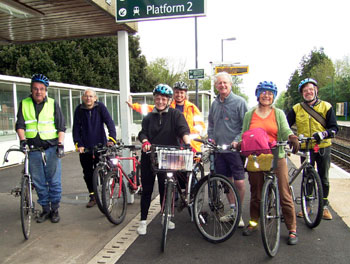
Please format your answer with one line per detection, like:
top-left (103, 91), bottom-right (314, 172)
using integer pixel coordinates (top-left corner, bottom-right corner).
top-left (188, 69), bottom-right (204, 80)
top-left (116, 0), bottom-right (206, 22)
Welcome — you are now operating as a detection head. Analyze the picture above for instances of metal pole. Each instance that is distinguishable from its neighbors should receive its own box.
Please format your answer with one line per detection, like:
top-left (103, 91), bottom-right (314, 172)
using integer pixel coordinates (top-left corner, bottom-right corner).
top-left (221, 39), bottom-right (223, 62)
top-left (195, 17), bottom-right (199, 107)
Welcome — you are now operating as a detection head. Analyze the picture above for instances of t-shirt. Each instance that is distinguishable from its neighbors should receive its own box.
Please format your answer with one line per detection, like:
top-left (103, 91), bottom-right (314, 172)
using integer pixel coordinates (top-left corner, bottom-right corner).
top-left (249, 109), bottom-right (278, 143)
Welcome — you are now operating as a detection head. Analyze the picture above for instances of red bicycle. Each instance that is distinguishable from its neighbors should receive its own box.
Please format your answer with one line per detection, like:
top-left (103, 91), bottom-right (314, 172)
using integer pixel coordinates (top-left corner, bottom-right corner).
top-left (101, 142), bottom-right (141, 225)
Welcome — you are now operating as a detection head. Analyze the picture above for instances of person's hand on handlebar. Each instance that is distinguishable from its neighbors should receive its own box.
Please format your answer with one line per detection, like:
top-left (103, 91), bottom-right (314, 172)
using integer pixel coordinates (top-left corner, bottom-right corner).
top-left (288, 134), bottom-right (300, 154)
top-left (313, 131), bottom-right (328, 144)
top-left (142, 140), bottom-right (151, 152)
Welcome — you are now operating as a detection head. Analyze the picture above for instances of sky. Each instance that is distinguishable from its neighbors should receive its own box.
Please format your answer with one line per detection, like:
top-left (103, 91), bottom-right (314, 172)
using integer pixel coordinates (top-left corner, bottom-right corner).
top-left (135, 0), bottom-right (350, 107)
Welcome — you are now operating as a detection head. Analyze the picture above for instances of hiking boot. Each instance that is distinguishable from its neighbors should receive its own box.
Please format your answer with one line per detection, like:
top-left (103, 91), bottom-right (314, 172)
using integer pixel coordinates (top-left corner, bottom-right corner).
top-left (220, 208), bottom-right (235, 222)
top-left (86, 196), bottom-right (96, 208)
top-left (323, 207), bottom-right (333, 220)
top-left (161, 216), bottom-right (175, 230)
top-left (137, 220), bottom-right (147, 235)
top-left (287, 231), bottom-right (298, 245)
top-left (51, 209), bottom-right (60, 223)
top-left (242, 221), bottom-right (258, 236)
top-left (37, 210), bottom-right (50, 223)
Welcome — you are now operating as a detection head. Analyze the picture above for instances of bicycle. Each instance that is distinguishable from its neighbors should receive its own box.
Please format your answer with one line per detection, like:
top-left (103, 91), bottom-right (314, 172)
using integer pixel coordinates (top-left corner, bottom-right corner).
top-left (101, 142), bottom-right (141, 225)
top-left (192, 138), bottom-right (242, 244)
top-left (91, 144), bottom-right (120, 214)
top-left (150, 144), bottom-right (196, 252)
top-left (3, 146), bottom-right (42, 240)
top-left (286, 135), bottom-right (324, 228)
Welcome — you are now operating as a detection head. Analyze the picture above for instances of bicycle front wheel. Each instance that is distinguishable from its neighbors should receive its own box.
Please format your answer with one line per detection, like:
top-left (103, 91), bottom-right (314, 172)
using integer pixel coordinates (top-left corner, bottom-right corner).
top-left (102, 171), bottom-right (127, 225)
top-left (260, 177), bottom-right (281, 257)
top-left (92, 165), bottom-right (107, 214)
top-left (161, 181), bottom-right (173, 252)
top-left (20, 176), bottom-right (32, 240)
top-left (193, 174), bottom-right (241, 243)
top-left (301, 166), bottom-right (324, 228)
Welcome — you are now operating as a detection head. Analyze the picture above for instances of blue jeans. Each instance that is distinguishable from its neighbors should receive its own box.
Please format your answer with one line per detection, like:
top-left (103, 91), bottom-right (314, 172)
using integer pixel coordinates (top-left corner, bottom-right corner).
top-left (29, 146), bottom-right (62, 210)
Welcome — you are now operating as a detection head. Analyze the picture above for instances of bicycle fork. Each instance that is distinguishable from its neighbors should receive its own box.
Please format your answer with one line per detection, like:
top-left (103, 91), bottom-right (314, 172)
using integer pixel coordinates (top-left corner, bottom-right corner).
top-left (161, 173), bottom-right (176, 220)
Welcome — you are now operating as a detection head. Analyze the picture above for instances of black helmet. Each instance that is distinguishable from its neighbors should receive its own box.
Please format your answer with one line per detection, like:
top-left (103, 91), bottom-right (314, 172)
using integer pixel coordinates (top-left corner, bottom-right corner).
top-left (173, 81), bottom-right (188, 91)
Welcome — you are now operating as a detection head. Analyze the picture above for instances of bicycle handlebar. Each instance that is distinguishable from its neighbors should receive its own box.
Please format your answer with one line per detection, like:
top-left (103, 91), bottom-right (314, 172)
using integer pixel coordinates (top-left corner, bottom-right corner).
top-left (194, 138), bottom-right (236, 152)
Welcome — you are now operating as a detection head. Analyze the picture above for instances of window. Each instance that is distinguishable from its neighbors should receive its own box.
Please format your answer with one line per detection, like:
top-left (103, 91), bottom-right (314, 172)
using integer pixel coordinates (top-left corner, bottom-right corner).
top-left (0, 82), bottom-right (16, 141)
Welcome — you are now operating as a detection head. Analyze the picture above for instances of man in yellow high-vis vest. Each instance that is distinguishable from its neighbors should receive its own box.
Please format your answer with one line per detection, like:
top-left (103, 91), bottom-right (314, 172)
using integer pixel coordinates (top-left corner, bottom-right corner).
top-left (287, 78), bottom-right (338, 221)
top-left (16, 74), bottom-right (66, 224)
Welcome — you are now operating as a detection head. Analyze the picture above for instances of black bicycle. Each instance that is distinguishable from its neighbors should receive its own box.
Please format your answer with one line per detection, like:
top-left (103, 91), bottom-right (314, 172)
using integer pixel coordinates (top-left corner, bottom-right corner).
top-left (192, 139), bottom-right (241, 243)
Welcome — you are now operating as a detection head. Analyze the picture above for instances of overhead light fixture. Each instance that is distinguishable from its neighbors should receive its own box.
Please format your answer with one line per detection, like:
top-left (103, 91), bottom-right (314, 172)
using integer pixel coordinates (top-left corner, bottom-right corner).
top-left (0, 0), bottom-right (43, 19)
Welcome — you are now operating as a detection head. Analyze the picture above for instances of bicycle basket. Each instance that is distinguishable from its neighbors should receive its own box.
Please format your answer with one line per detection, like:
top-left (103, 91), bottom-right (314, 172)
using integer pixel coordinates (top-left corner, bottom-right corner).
top-left (246, 153), bottom-right (274, 172)
top-left (151, 146), bottom-right (193, 171)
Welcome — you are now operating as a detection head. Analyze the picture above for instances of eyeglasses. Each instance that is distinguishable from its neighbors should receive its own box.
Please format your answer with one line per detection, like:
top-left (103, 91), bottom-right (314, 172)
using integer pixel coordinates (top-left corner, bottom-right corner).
top-left (260, 91), bottom-right (274, 96)
top-left (32, 88), bottom-right (46, 92)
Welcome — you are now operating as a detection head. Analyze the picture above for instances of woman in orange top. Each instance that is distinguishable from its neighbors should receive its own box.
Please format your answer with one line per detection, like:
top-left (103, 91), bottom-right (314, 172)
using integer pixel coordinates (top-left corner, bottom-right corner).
top-left (240, 81), bottom-right (299, 245)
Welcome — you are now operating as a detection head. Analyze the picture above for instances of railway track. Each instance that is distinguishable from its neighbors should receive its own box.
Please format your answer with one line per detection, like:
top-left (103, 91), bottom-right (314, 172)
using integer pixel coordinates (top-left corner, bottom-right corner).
top-left (331, 141), bottom-right (350, 173)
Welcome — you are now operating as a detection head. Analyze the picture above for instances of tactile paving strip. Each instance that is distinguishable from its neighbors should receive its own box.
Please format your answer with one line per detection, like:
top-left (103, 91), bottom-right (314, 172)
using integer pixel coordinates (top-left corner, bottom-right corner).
top-left (87, 196), bottom-right (160, 264)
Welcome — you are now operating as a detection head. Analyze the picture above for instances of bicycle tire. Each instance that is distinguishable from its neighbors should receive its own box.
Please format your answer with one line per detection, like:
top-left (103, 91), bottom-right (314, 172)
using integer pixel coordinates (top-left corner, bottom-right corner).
top-left (260, 177), bottom-right (281, 257)
top-left (301, 166), bottom-right (324, 228)
top-left (20, 176), bottom-right (31, 240)
top-left (92, 165), bottom-right (107, 214)
top-left (161, 181), bottom-right (173, 252)
top-left (102, 171), bottom-right (127, 225)
top-left (193, 174), bottom-right (241, 243)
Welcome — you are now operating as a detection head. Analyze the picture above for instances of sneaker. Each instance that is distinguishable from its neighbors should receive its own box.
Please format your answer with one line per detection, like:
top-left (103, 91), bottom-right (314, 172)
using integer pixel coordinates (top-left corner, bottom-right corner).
top-left (86, 196), bottom-right (96, 208)
top-left (242, 221), bottom-right (258, 236)
top-left (238, 217), bottom-right (245, 228)
top-left (297, 207), bottom-right (311, 218)
top-left (287, 231), bottom-right (298, 245)
top-left (220, 208), bottom-right (235, 222)
top-left (51, 209), bottom-right (60, 223)
top-left (161, 216), bottom-right (175, 230)
top-left (323, 207), bottom-right (333, 220)
top-left (37, 210), bottom-right (50, 223)
top-left (137, 220), bottom-right (147, 235)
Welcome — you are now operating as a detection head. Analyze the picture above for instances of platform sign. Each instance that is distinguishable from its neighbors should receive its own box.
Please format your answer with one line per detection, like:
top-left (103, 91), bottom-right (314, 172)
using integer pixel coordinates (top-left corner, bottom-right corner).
top-left (215, 66), bottom-right (249, 76)
top-left (116, 0), bottom-right (206, 23)
top-left (188, 69), bottom-right (204, 80)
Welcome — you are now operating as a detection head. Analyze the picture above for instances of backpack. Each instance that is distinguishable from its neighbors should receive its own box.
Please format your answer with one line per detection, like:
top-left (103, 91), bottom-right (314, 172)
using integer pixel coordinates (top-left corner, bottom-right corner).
top-left (241, 127), bottom-right (276, 157)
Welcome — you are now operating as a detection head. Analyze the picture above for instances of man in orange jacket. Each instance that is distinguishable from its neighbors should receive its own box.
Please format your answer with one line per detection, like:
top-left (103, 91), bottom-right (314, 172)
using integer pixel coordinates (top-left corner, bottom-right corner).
top-left (126, 81), bottom-right (205, 152)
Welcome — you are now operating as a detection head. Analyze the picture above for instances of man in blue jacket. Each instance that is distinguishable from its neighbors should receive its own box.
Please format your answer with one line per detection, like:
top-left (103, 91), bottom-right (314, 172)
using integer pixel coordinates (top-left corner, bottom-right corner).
top-left (73, 88), bottom-right (117, 208)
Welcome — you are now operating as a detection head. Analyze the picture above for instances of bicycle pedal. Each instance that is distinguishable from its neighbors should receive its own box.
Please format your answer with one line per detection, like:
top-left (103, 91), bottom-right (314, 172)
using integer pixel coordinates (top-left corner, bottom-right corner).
top-left (10, 187), bottom-right (21, 197)
top-left (295, 197), bottom-right (302, 205)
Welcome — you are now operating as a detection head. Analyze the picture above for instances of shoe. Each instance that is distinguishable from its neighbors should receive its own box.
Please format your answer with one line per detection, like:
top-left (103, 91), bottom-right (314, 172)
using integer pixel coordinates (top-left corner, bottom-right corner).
top-left (287, 231), bottom-right (298, 245)
top-left (297, 207), bottom-right (311, 218)
top-left (51, 209), bottom-right (60, 223)
top-left (161, 216), bottom-right (175, 230)
top-left (86, 196), bottom-right (96, 208)
top-left (323, 207), bottom-right (333, 220)
top-left (37, 210), bottom-right (50, 223)
top-left (238, 217), bottom-right (245, 228)
top-left (220, 208), bottom-right (235, 222)
top-left (137, 220), bottom-right (147, 235)
top-left (242, 222), bottom-right (258, 236)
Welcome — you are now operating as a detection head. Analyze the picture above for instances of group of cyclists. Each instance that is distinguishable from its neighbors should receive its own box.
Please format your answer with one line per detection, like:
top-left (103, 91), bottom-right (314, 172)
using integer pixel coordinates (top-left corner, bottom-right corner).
top-left (16, 71), bottom-right (338, 247)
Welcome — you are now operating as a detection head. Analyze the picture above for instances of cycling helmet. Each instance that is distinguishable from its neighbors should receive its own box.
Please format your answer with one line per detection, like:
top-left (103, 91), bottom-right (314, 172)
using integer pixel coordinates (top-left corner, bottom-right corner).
top-left (153, 84), bottom-right (173, 98)
top-left (255, 81), bottom-right (278, 100)
top-left (31, 74), bottom-right (49, 87)
top-left (298, 78), bottom-right (318, 93)
top-left (173, 81), bottom-right (188, 90)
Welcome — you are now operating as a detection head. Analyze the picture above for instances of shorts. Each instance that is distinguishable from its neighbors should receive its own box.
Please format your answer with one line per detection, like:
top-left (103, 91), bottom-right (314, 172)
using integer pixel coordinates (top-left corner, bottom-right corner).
top-left (215, 152), bottom-right (245, 180)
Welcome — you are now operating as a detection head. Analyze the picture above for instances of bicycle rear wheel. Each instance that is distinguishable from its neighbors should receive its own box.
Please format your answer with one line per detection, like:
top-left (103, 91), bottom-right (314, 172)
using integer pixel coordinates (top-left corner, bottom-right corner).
top-left (102, 171), bottom-right (127, 225)
top-left (301, 166), bottom-right (324, 228)
top-left (260, 177), bottom-right (280, 257)
top-left (20, 176), bottom-right (32, 240)
top-left (193, 174), bottom-right (241, 243)
top-left (92, 165), bottom-right (107, 214)
top-left (161, 181), bottom-right (173, 252)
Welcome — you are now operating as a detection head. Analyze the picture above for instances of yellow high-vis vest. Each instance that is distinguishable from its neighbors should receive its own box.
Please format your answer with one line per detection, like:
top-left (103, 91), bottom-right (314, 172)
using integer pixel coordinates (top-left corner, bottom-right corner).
top-left (22, 97), bottom-right (58, 140)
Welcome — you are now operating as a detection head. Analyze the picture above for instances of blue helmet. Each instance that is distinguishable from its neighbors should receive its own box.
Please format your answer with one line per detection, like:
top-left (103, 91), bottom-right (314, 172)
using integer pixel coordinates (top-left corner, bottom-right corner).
top-left (31, 74), bottom-right (49, 87)
top-left (153, 84), bottom-right (173, 98)
top-left (255, 81), bottom-right (278, 100)
top-left (298, 78), bottom-right (318, 93)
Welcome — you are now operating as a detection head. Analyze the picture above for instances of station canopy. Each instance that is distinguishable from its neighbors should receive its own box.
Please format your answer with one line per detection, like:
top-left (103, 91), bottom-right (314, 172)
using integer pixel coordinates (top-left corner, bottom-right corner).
top-left (0, 0), bottom-right (137, 45)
